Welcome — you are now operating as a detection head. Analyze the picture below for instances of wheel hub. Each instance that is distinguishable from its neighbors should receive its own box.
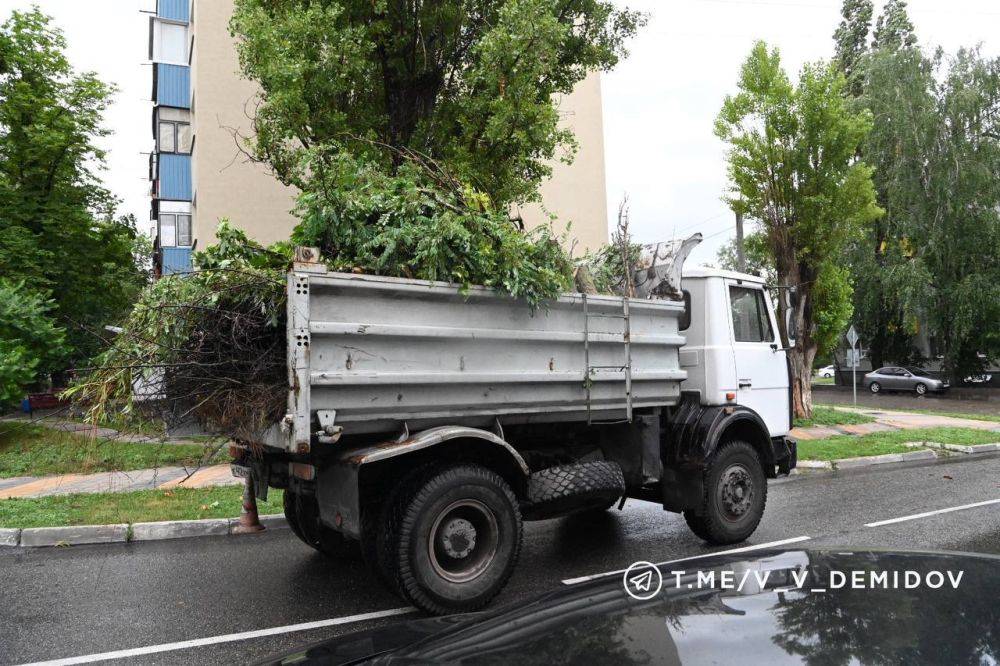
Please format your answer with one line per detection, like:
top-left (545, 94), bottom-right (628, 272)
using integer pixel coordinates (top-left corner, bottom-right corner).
top-left (440, 517), bottom-right (477, 559)
top-left (719, 465), bottom-right (753, 518)
top-left (428, 499), bottom-right (500, 583)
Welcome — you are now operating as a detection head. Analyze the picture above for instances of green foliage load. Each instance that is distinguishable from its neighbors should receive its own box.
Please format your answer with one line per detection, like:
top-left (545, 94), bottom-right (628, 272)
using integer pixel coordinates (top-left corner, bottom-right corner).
top-left (0, 9), bottom-right (149, 373)
top-left (0, 280), bottom-right (66, 406)
top-left (69, 226), bottom-right (289, 441)
top-left (73, 212), bottom-right (573, 440)
top-left (291, 162), bottom-right (574, 307)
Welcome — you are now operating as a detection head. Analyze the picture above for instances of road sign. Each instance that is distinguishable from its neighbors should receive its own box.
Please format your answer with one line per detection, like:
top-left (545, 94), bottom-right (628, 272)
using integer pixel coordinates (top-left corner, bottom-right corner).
top-left (846, 325), bottom-right (859, 348)
top-left (846, 325), bottom-right (860, 407)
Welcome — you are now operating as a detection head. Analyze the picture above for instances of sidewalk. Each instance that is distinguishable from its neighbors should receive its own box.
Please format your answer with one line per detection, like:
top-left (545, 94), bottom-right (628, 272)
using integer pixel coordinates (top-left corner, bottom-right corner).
top-left (790, 406), bottom-right (1000, 441)
top-left (0, 464), bottom-right (240, 499)
top-left (3, 407), bottom-right (997, 500)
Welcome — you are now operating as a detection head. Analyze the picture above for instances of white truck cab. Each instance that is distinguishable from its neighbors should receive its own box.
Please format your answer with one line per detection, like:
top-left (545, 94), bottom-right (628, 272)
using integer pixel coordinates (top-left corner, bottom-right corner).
top-left (680, 267), bottom-right (792, 437)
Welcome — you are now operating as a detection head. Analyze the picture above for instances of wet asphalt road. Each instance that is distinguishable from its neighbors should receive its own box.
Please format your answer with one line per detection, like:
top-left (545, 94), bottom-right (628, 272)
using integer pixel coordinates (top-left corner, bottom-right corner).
top-left (2, 452), bottom-right (1000, 665)
top-left (815, 386), bottom-right (1000, 417)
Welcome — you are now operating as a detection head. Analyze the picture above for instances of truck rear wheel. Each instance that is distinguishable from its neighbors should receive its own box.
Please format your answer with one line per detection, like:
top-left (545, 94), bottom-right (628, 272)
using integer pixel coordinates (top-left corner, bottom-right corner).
top-left (284, 490), bottom-right (358, 559)
top-left (683, 440), bottom-right (767, 545)
top-left (380, 464), bottom-right (522, 615)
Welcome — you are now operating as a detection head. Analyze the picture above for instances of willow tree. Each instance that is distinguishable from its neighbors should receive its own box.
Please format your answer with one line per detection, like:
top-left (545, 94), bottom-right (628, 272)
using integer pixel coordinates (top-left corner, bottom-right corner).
top-left (715, 42), bottom-right (883, 418)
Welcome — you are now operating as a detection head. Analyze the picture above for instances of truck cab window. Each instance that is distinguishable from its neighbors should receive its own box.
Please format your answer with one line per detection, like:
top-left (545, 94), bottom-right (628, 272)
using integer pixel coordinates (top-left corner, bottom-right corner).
top-left (730, 286), bottom-right (774, 343)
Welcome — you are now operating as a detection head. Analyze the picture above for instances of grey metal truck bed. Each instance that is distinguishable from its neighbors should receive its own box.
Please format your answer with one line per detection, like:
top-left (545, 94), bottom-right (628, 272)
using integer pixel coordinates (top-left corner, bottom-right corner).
top-left (284, 264), bottom-right (688, 447)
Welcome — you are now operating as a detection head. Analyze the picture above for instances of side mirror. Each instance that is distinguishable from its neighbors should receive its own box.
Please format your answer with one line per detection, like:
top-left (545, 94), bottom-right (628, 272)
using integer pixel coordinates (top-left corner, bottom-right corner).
top-left (783, 287), bottom-right (799, 342)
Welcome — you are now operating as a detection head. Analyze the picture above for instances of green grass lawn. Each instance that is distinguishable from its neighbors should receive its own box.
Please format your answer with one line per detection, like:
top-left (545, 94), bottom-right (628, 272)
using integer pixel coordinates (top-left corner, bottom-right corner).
top-left (797, 427), bottom-right (1000, 461)
top-left (0, 486), bottom-right (284, 529)
top-left (794, 405), bottom-right (875, 429)
top-left (811, 376), bottom-right (835, 385)
top-left (879, 408), bottom-right (1000, 424)
top-left (0, 422), bottom-right (224, 478)
top-left (814, 403), bottom-right (1000, 425)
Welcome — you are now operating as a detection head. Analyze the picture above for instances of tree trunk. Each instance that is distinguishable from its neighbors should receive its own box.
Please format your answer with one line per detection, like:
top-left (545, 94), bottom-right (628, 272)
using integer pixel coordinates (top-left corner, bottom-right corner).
top-left (775, 262), bottom-right (817, 421)
top-left (788, 343), bottom-right (817, 420)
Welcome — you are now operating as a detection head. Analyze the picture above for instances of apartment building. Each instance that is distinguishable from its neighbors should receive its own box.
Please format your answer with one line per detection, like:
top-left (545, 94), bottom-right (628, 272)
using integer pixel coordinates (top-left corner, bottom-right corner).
top-left (148, 0), bottom-right (609, 275)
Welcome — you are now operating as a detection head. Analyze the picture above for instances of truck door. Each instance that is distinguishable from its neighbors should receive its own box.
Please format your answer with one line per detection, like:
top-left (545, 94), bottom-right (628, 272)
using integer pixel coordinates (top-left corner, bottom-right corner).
top-left (727, 283), bottom-right (790, 437)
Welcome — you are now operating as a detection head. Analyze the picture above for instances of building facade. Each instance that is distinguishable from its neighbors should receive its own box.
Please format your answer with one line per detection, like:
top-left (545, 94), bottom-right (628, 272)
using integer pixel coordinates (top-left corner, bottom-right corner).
top-left (149, 0), bottom-right (609, 274)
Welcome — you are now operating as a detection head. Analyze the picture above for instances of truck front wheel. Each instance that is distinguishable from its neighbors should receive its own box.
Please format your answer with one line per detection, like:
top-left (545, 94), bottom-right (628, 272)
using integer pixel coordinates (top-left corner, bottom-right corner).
top-left (683, 440), bottom-right (767, 545)
top-left (381, 464), bottom-right (522, 615)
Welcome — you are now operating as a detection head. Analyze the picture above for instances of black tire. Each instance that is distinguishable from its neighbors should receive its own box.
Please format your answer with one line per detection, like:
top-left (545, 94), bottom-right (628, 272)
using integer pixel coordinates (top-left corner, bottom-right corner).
top-left (683, 440), bottom-right (767, 545)
top-left (869, 381), bottom-right (881, 394)
top-left (915, 382), bottom-right (927, 396)
top-left (382, 464), bottom-right (522, 616)
top-left (522, 461), bottom-right (625, 521)
top-left (284, 490), bottom-right (359, 559)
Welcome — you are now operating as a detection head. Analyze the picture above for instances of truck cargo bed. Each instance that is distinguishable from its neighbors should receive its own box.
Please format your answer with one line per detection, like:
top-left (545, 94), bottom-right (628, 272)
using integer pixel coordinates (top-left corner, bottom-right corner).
top-left (286, 267), bottom-right (688, 443)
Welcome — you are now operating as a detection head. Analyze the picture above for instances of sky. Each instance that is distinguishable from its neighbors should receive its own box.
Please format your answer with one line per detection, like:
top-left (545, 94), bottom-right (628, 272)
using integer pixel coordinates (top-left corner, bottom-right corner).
top-left (4, 0), bottom-right (999, 264)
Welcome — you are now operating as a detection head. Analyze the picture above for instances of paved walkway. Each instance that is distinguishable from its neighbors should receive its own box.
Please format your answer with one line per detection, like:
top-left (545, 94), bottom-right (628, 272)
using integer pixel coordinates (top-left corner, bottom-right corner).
top-left (0, 464), bottom-right (241, 499)
top-left (791, 406), bottom-right (1000, 440)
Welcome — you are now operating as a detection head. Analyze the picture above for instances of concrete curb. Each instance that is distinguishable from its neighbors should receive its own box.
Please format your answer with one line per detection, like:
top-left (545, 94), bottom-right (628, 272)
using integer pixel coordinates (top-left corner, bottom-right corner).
top-left (0, 528), bottom-right (21, 546)
top-left (2, 515), bottom-right (287, 549)
top-left (792, 443), bottom-right (1000, 475)
top-left (20, 524), bottom-right (129, 547)
top-left (904, 441), bottom-right (1000, 455)
top-left (833, 449), bottom-right (937, 470)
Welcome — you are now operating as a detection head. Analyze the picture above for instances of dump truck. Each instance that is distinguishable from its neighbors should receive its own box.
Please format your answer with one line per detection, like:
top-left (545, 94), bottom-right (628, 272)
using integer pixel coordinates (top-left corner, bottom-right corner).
top-left (233, 237), bottom-right (797, 615)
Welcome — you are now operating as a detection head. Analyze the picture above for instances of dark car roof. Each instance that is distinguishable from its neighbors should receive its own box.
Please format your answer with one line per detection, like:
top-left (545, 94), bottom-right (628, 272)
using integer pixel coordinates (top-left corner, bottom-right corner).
top-left (267, 549), bottom-right (1000, 665)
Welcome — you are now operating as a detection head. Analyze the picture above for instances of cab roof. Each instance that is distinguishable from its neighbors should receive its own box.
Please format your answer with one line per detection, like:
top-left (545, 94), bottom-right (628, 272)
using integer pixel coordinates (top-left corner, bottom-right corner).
top-left (682, 265), bottom-right (768, 284)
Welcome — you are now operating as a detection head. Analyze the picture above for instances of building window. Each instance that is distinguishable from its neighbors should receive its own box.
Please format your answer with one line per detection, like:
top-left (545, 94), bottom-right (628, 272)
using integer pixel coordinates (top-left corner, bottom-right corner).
top-left (157, 107), bottom-right (192, 154)
top-left (152, 19), bottom-right (188, 65)
top-left (159, 213), bottom-right (192, 247)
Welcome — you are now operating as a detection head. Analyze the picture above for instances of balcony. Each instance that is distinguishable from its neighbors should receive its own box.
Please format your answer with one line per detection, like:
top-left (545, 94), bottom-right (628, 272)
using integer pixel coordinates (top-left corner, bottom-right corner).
top-left (154, 64), bottom-right (190, 109)
top-left (161, 247), bottom-right (193, 275)
top-left (157, 153), bottom-right (192, 201)
top-left (157, 0), bottom-right (189, 23)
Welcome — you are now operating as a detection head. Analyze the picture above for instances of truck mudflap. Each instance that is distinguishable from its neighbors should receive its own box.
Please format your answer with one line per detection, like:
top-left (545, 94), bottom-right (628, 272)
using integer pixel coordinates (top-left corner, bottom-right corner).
top-left (664, 397), bottom-right (781, 474)
top-left (315, 426), bottom-right (531, 539)
top-left (775, 436), bottom-right (797, 475)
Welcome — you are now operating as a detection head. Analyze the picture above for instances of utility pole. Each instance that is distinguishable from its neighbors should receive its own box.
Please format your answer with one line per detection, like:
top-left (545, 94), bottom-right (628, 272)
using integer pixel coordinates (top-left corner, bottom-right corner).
top-left (735, 209), bottom-right (746, 273)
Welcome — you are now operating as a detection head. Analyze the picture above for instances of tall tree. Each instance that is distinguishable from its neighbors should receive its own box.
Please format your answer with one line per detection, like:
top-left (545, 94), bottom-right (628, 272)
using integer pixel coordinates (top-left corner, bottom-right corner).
top-left (848, 47), bottom-right (935, 369)
top-left (833, 0), bottom-right (873, 98)
top-left (230, 0), bottom-right (645, 208)
top-left (912, 49), bottom-right (1000, 379)
top-left (715, 42), bottom-right (883, 417)
top-left (0, 9), bottom-right (147, 371)
top-left (872, 0), bottom-right (917, 51)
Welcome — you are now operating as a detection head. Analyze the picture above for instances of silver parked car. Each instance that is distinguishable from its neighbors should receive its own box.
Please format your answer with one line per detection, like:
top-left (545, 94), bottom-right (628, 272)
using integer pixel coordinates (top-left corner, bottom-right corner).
top-left (864, 367), bottom-right (949, 395)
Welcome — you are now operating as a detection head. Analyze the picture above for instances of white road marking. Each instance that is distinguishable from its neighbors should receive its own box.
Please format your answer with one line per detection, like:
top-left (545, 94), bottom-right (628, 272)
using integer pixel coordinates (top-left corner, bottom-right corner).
top-left (18, 607), bottom-right (416, 666)
top-left (864, 498), bottom-right (1000, 528)
top-left (561, 535), bottom-right (812, 585)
